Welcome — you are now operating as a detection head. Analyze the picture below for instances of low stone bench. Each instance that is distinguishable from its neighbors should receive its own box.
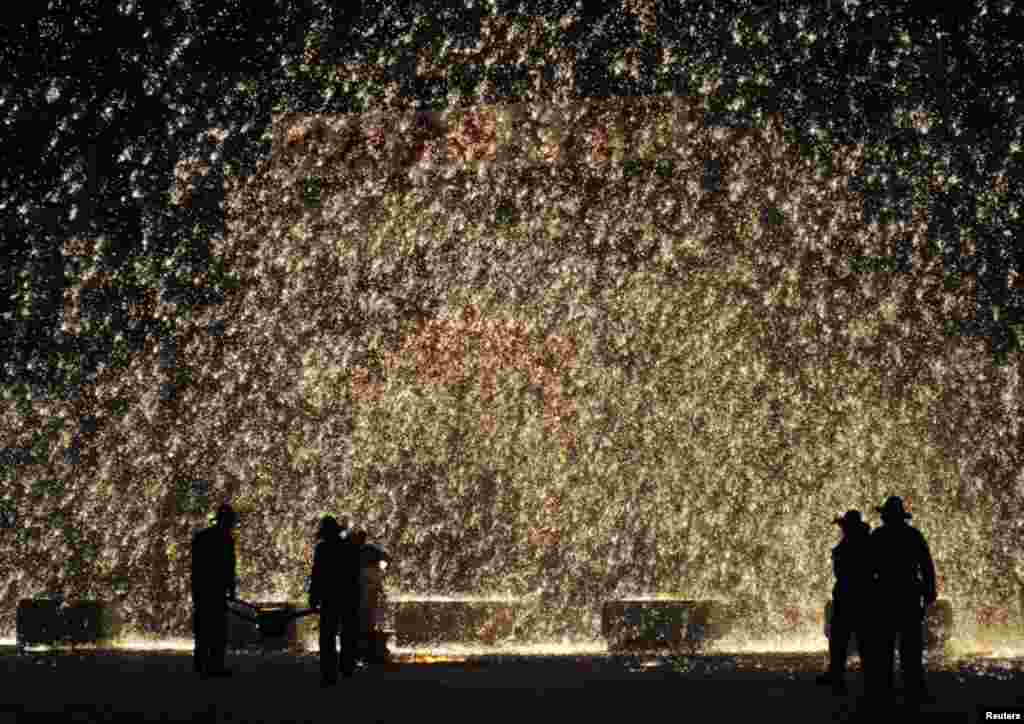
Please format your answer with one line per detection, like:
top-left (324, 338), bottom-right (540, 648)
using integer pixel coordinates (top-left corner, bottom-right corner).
top-left (17, 598), bottom-right (123, 652)
top-left (391, 599), bottom-right (522, 647)
top-left (602, 599), bottom-right (732, 653)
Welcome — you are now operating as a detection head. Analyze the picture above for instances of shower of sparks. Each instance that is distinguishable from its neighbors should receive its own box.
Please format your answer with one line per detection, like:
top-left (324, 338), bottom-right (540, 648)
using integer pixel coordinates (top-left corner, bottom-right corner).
top-left (389, 640), bottom-right (610, 658)
top-left (710, 631), bottom-right (829, 654)
top-left (0, 635), bottom-right (196, 652)
top-left (2, 18), bottom-right (1022, 648)
top-left (389, 595), bottom-right (523, 603)
top-left (395, 653), bottom-right (470, 664)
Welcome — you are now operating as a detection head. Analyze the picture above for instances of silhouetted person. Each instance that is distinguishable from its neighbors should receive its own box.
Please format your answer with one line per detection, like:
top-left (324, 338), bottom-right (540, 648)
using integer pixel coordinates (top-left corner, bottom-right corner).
top-left (190, 503), bottom-right (238, 678)
top-left (351, 529), bottom-right (392, 664)
top-left (309, 515), bottom-right (361, 686)
top-left (866, 496), bottom-right (937, 703)
top-left (817, 510), bottom-right (872, 694)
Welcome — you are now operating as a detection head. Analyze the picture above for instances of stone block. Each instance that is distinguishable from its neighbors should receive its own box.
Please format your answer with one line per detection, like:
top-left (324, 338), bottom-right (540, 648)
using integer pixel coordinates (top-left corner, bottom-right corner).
top-left (602, 599), bottom-right (731, 652)
top-left (392, 599), bottom-right (521, 646)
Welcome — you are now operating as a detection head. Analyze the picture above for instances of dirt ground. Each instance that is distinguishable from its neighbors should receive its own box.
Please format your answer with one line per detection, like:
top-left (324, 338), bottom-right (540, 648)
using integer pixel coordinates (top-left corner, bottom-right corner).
top-left (1, 647), bottom-right (1021, 723)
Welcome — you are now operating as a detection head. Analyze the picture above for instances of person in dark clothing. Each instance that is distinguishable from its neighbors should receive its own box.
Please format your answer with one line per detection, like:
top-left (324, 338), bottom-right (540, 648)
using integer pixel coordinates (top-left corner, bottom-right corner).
top-left (866, 496), bottom-right (937, 703)
top-left (190, 503), bottom-right (238, 678)
top-left (349, 529), bottom-right (371, 664)
top-left (817, 509), bottom-right (872, 694)
top-left (309, 515), bottom-right (361, 686)
top-left (350, 529), bottom-right (392, 664)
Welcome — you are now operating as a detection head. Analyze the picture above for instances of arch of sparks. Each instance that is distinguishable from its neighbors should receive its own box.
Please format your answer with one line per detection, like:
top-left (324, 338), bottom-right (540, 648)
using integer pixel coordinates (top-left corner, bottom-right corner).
top-left (2, 92), bottom-right (1022, 651)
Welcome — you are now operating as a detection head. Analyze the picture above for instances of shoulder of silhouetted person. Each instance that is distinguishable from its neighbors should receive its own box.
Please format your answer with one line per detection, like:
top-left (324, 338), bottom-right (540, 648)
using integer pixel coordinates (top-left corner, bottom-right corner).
top-left (192, 525), bottom-right (216, 548)
top-left (890, 520), bottom-right (920, 542)
top-left (870, 522), bottom-right (896, 541)
top-left (907, 523), bottom-right (931, 549)
top-left (867, 524), bottom-right (892, 555)
top-left (316, 535), bottom-right (340, 554)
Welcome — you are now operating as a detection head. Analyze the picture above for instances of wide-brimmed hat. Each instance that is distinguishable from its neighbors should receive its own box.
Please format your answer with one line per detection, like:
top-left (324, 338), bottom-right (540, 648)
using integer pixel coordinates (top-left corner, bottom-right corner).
top-left (876, 496), bottom-right (912, 520)
top-left (317, 515), bottom-right (342, 539)
top-left (833, 510), bottom-right (865, 529)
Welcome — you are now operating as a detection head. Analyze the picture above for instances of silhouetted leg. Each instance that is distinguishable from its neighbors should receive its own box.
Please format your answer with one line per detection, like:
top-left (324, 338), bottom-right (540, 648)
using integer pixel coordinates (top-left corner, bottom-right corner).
top-left (828, 604), bottom-right (851, 684)
top-left (357, 605), bottom-right (373, 663)
top-left (868, 626), bottom-right (895, 699)
top-left (320, 608), bottom-right (340, 684)
top-left (853, 619), bottom-right (869, 684)
top-left (195, 599), bottom-right (219, 675)
top-left (192, 602), bottom-right (205, 674)
top-left (339, 608), bottom-right (358, 677)
top-left (899, 606), bottom-right (926, 695)
top-left (210, 600), bottom-right (228, 673)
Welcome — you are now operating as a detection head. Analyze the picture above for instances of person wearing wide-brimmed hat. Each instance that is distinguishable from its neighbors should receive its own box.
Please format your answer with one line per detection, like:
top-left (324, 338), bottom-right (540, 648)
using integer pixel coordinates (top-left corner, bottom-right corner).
top-left (190, 503), bottom-right (239, 679)
top-left (817, 509), bottom-right (872, 694)
top-left (865, 496), bottom-right (937, 703)
top-left (309, 515), bottom-right (361, 686)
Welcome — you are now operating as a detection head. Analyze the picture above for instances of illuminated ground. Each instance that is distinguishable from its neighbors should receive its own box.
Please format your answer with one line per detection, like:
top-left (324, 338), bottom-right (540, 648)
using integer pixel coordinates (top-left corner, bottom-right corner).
top-left (1, 636), bottom-right (1021, 723)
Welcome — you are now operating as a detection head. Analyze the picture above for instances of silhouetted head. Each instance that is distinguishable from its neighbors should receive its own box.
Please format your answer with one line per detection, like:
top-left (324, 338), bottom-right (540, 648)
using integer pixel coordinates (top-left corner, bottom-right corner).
top-left (215, 504), bottom-right (238, 529)
top-left (876, 496), bottom-right (912, 523)
top-left (317, 515), bottom-right (342, 540)
top-left (833, 509), bottom-right (869, 536)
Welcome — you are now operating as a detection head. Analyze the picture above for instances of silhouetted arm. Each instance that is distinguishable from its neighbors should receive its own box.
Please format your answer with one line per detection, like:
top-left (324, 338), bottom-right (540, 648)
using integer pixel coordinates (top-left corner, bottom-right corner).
top-left (309, 544), bottom-right (323, 610)
top-left (189, 531), bottom-right (200, 597)
top-left (918, 531), bottom-right (937, 605)
top-left (227, 537), bottom-right (237, 600)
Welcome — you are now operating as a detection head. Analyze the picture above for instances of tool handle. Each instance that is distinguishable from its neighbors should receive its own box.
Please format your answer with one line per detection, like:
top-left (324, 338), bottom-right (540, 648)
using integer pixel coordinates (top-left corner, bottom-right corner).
top-left (227, 607), bottom-right (260, 624)
top-left (228, 600), bottom-right (319, 623)
top-left (227, 598), bottom-right (261, 622)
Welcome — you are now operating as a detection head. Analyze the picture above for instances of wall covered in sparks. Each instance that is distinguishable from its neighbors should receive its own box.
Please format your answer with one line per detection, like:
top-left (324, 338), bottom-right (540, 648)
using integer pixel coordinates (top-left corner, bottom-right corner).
top-left (1, 94), bottom-right (1021, 640)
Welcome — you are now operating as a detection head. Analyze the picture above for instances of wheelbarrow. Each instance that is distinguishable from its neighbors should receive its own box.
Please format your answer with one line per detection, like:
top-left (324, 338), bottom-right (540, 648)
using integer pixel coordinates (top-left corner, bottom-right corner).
top-left (228, 598), bottom-right (391, 662)
top-left (228, 598), bottom-right (318, 639)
